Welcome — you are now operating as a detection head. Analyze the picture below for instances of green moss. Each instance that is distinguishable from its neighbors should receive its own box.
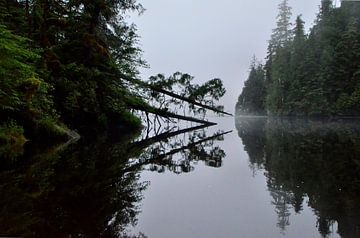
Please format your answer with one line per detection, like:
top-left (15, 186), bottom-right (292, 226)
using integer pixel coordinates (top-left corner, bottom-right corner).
top-left (0, 121), bottom-right (26, 146)
top-left (36, 117), bottom-right (70, 140)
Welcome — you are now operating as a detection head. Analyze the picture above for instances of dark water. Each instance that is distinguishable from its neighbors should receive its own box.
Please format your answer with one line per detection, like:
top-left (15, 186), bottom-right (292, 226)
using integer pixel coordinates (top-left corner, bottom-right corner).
top-left (0, 117), bottom-right (360, 237)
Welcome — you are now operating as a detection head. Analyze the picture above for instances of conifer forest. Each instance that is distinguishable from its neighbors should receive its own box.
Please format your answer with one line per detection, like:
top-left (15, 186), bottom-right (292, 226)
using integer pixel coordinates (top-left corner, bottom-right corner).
top-left (236, 1), bottom-right (360, 117)
top-left (1, 1), bottom-right (360, 237)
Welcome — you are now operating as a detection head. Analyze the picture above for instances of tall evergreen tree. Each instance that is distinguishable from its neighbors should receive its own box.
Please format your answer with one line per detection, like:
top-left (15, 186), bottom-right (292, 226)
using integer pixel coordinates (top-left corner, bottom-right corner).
top-left (236, 59), bottom-right (266, 115)
top-left (318, 0), bottom-right (333, 21)
top-left (287, 15), bottom-right (307, 114)
top-left (265, 0), bottom-right (293, 115)
top-left (237, 0), bottom-right (360, 117)
top-left (0, 0), bottom-right (228, 142)
top-left (1, 0), bottom-right (146, 131)
top-left (268, 0), bottom-right (293, 54)
top-left (333, 17), bottom-right (360, 115)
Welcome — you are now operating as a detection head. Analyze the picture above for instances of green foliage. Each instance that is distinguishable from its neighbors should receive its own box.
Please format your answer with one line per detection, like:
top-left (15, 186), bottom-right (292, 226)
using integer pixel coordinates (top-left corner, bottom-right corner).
top-left (236, 60), bottom-right (266, 115)
top-left (268, 0), bottom-right (293, 53)
top-left (118, 110), bottom-right (142, 129)
top-left (0, 0), bottom-right (147, 136)
top-left (0, 24), bottom-right (40, 111)
top-left (0, 121), bottom-right (25, 145)
top-left (0, 24), bottom-right (68, 141)
top-left (0, 121), bottom-right (26, 159)
top-left (238, 1), bottom-right (360, 117)
top-left (0, 0), bottom-right (226, 142)
top-left (35, 117), bottom-right (69, 140)
top-left (335, 82), bottom-right (360, 114)
top-left (148, 72), bottom-right (226, 116)
top-left (148, 72), bottom-right (226, 103)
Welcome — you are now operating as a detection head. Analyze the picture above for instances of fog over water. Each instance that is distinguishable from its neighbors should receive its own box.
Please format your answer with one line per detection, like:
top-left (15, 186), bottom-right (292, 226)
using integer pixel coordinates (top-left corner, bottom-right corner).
top-left (131, 0), bottom-right (323, 112)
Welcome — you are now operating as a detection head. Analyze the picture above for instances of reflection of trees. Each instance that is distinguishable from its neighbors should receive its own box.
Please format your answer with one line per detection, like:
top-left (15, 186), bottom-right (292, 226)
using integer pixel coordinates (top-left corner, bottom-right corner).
top-left (0, 133), bottom-right (148, 237)
top-left (236, 117), bottom-right (360, 238)
top-left (127, 126), bottom-right (230, 174)
top-left (236, 117), bottom-right (266, 173)
top-left (131, 72), bottom-right (229, 135)
top-left (268, 178), bottom-right (292, 233)
top-left (0, 122), bottom-right (229, 237)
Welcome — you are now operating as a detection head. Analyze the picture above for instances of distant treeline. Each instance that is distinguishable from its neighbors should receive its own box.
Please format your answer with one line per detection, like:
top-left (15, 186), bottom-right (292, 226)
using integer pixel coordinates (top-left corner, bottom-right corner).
top-left (236, 0), bottom-right (360, 116)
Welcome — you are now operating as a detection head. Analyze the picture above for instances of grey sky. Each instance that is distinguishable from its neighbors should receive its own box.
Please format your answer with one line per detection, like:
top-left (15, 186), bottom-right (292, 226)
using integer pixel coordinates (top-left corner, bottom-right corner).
top-left (131, 0), bottom-right (324, 112)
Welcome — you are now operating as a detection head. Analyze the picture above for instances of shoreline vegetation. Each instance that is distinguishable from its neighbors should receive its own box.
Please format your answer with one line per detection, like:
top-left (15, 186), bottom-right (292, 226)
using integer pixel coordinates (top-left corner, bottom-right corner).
top-left (236, 0), bottom-right (360, 117)
top-left (0, 1), bottom-right (229, 148)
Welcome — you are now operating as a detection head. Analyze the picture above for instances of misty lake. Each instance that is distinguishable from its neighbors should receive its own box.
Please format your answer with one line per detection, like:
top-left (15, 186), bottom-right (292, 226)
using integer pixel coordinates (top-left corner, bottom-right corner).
top-left (1, 116), bottom-right (360, 237)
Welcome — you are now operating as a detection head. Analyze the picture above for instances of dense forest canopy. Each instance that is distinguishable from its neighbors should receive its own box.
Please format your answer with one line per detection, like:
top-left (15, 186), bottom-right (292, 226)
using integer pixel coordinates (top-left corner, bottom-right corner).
top-left (236, 0), bottom-right (360, 117)
top-left (0, 0), bottom-right (227, 145)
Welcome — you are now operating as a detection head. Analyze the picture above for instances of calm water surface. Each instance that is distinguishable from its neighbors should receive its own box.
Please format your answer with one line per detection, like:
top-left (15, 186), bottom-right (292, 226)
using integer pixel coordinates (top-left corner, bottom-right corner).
top-left (130, 117), bottom-right (360, 238)
top-left (0, 117), bottom-right (359, 237)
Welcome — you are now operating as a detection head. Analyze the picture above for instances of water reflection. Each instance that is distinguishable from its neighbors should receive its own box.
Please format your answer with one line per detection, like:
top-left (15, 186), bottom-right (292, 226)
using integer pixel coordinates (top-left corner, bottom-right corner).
top-left (131, 127), bottom-right (230, 174)
top-left (0, 123), bottom-right (228, 237)
top-left (236, 117), bottom-right (360, 238)
top-left (0, 134), bottom-right (148, 237)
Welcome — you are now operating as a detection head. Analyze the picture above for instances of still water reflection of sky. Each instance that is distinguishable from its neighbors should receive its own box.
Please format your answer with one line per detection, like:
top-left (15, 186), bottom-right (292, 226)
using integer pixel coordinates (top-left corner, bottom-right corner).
top-left (131, 117), bottom-right (348, 238)
top-left (2, 116), bottom-right (358, 237)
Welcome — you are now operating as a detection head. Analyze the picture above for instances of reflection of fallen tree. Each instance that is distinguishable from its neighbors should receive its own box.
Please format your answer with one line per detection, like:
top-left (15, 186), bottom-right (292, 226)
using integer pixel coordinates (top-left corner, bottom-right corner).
top-left (130, 124), bottom-right (211, 151)
top-left (124, 130), bottom-right (232, 174)
top-left (0, 119), bottom-right (230, 237)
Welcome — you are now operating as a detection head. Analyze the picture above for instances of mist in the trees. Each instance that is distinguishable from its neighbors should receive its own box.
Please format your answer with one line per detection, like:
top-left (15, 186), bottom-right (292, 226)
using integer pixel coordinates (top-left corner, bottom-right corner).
top-left (1, 0), bottom-right (360, 237)
top-left (237, 1), bottom-right (360, 117)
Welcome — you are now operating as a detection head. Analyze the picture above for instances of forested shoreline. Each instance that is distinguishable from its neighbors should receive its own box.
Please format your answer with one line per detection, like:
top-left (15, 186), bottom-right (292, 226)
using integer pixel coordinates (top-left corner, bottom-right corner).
top-left (0, 0), bottom-right (148, 145)
top-left (0, 1), bottom-right (226, 146)
top-left (236, 0), bottom-right (360, 117)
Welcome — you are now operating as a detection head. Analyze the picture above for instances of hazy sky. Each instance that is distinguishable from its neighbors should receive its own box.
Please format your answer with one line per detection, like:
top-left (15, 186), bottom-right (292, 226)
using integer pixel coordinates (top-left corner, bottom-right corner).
top-left (130, 0), bottom-right (326, 112)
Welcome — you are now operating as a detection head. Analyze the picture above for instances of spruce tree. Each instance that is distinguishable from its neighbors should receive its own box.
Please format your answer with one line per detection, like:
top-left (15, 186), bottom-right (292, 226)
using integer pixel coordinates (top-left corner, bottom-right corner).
top-left (268, 0), bottom-right (293, 54)
top-left (236, 59), bottom-right (266, 115)
top-left (238, 0), bottom-right (360, 117)
top-left (287, 15), bottom-right (307, 114)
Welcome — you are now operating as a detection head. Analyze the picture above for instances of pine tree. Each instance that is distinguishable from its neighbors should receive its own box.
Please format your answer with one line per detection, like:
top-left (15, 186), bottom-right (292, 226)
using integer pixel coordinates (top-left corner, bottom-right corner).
top-left (236, 59), bottom-right (266, 115)
top-left (318, 0), bottom-right (333, 21)
top-left (264, 0), bottom-right (294, 115)
top-left (0, 0), bottom-right (147, 134)
top-left (287, 16), bottom-right (307, 114)
top-left (333, 17), bottom-right (360, 115)
top-left (269, 0), bottom-right (293, 54)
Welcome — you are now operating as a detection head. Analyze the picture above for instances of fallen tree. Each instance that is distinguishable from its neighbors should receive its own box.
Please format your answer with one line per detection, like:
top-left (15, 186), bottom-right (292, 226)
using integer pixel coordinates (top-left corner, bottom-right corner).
top-left (120, 73), bottom-right (233, 117)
